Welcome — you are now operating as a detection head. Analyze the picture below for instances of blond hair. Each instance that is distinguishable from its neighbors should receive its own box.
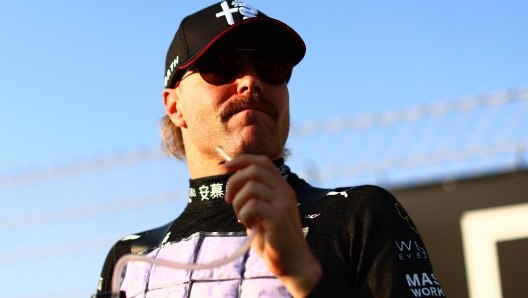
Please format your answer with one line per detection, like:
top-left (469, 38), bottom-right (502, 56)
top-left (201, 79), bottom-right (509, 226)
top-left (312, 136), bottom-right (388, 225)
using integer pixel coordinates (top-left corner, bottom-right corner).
top-left (160, 115), bottom-right (186, 160)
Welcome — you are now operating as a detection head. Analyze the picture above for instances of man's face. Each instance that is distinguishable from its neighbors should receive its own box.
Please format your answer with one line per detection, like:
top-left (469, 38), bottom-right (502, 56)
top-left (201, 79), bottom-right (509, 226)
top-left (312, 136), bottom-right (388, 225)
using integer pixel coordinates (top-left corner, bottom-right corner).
top-left (171, 36), bottom-right (291, 160)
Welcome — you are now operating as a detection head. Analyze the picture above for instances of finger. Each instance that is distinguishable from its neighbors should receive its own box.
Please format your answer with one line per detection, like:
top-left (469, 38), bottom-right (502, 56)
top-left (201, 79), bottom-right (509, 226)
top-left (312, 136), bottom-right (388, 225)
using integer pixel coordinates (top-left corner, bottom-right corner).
top-left (246, 219), bottom-right (265, 255)
top-left (236, 197), bottom-right (271, 228)
top-left (231, 180), bottom-right (276, 215)
top-left (225, 164), bottom-right (284, 203)
top-left (224, 154), bottom-right (278, 174)
top-left (237, 198), bottom-right (303, 246)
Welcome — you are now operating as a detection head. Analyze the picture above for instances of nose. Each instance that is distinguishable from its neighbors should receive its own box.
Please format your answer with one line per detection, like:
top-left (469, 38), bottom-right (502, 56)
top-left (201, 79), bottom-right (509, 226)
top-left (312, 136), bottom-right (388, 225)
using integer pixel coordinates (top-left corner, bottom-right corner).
top-left (236, 54), bottom-right (263, 94)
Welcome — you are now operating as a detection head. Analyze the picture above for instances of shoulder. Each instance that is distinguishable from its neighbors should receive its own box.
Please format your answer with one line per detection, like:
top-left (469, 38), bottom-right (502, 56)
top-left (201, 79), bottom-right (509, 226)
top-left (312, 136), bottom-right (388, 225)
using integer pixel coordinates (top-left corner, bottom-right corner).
top-left (320, 185), bottom-right (418, 232)
top-left (323, 184), bottom-right (398, 209)
top-left (98, 223), bottom-right (173, 293)
top-left (327, 185), bottom-right (394, 199)
top-left (100, 228), bottom-right (156, 273)
top-left (111, 218), bottom-right (175, 259)
top-left (110, 226), bottom-right (161, 254)
top-left (311, 184), bottom-right (397, 210)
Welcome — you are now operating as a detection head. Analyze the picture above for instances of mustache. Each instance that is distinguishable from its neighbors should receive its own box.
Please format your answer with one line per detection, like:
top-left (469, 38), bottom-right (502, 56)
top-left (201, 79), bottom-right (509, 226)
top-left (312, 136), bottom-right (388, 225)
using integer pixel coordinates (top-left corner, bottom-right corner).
top-left (218, 94), bottom-right (279, 122)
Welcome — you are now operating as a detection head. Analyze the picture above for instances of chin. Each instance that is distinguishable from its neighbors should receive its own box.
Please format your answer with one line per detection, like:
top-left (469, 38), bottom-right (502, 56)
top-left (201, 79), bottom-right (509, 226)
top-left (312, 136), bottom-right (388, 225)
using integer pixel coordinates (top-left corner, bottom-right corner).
top-left (239, 145), bottom-right (282, 158)
top-left (222, 123), bottom-right (289, 158)
top-left (231, 134), bottom-right (284, 158)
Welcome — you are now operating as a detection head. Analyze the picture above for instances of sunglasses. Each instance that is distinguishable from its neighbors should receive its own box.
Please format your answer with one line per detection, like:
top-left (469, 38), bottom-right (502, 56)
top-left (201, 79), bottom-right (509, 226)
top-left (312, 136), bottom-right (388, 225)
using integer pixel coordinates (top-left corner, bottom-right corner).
top-left (182, 49), bottom-right (293, 86)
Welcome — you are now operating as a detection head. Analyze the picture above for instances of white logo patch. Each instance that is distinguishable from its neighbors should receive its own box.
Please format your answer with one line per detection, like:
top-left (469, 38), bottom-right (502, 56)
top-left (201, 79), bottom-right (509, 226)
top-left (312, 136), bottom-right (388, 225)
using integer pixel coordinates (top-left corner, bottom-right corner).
top-left (199, 185), bottom-right (210, 201)
top-left (305, 213), bottom-right (320, 219)
top-left (164, 56), bottom-right (179, 87)
top-left (216, 1), bottom-right (258, 25)
top-left (161, 232), bottom-right (171, 245)
top-left (121, 234), bottom-right (141, 241)
top-left (210, 183), bottom-right (225, 199)
top-left (278, 164), bottom-right (289, 179)
top-left (232, 1), bottom-right (258, 19)
top-left (327, 191), bottom-right (348, 198)
top-left (189, 188), bottom-right (197, 203)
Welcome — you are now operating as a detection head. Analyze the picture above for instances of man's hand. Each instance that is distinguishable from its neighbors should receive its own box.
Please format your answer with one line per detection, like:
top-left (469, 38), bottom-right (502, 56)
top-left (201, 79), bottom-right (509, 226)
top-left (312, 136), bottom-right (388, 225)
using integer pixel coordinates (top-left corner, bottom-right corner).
top-left (224, 154), bottom-right (322, 297)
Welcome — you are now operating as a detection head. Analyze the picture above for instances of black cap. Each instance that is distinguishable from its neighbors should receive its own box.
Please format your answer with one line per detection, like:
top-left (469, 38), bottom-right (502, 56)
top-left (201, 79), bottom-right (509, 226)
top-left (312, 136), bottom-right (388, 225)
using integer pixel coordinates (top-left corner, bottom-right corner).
top-left (164, 1), bottom-right (306, 88)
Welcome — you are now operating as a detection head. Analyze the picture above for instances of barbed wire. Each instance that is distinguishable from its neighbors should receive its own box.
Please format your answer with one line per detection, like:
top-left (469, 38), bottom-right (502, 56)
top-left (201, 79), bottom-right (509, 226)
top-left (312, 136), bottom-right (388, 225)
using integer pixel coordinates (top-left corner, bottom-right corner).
top-left (0, 148), bottom-right (164, 192)
top-left (0, 139), bottom-right (525, 264)
top-left (290, 87), bottom-right (528, 136)
top-left (0, 189), bottom-right (187, 233)
top-left (306, 137), bottom-right (528, 183)
top-left (0, 88), bottom-right (525, 192)
top-left (0, 235), bottom-right (119, 266)
top-left (0, 138), bottom-right (525, 234)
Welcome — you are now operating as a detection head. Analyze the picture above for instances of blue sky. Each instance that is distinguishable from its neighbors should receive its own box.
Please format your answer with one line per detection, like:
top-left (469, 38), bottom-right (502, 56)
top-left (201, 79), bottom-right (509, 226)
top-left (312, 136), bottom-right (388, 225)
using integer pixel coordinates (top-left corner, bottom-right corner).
top-left (1, 0), bottom-right (527, 172)
top-left (1, 1), bottom-right (527, 297)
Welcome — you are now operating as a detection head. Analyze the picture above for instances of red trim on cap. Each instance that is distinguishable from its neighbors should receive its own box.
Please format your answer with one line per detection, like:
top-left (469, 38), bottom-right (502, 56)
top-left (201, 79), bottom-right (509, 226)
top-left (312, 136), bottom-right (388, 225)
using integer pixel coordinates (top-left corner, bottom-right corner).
top-left (178, 17), bottom-right (305, 70)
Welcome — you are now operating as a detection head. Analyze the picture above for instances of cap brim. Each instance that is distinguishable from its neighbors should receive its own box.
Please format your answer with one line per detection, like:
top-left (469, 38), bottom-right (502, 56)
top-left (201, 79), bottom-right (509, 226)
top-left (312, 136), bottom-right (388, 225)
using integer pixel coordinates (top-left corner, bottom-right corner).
top-left (178, 17), bottom-right (306, 71)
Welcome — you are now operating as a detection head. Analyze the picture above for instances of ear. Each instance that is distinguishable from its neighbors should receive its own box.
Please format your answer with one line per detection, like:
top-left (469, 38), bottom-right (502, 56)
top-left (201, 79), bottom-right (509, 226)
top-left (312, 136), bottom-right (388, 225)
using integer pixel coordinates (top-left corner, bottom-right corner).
top-left (163, 88), bottom-right (186, 128)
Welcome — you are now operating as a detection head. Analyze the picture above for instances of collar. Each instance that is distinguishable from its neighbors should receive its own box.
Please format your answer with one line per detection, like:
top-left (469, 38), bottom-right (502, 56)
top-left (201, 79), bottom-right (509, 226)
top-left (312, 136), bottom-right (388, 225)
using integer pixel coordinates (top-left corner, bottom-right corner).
top-left (187, 158), bottom-right (295, 205)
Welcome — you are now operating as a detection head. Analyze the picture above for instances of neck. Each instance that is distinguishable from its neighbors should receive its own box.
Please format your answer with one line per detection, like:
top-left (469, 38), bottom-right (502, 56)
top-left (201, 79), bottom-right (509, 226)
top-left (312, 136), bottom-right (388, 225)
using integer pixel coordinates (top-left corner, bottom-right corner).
top-left (185, 152), bottom-right (228, 179)
top-left (184, 144), bottom-right (283, 179)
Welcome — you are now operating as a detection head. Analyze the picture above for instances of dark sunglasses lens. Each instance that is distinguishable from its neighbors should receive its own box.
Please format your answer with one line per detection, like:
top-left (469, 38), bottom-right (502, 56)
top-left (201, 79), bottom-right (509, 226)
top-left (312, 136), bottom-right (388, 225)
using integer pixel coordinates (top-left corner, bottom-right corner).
top-left (196, 51), bottom-right (241, 85)
top-left (195, 50), bottom-right (292, 86)
top-left (253, 51), bottom-right (293, 85)
top-left (257, 62), bottom-right (293, 85)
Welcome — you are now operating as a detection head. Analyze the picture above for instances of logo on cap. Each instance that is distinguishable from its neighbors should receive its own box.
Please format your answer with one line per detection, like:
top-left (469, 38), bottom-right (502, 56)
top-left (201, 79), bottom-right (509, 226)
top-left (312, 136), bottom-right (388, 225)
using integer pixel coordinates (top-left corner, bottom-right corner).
top-left (164, 56), bottom-right (179, 87)
top-left (216, 1), bottom-right (258, 25)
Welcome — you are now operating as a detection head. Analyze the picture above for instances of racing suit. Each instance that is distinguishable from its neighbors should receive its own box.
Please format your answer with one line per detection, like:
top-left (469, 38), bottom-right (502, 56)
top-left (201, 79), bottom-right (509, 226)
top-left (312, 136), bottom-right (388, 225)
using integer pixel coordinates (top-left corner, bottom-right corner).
top-left (97, 159), bottom-right (444, 297)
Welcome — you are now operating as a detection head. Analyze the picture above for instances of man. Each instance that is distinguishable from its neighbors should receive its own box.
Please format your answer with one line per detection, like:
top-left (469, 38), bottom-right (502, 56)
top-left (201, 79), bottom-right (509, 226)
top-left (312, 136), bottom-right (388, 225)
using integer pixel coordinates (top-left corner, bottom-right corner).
top-left (96, 1), bottom-right (444, 297)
